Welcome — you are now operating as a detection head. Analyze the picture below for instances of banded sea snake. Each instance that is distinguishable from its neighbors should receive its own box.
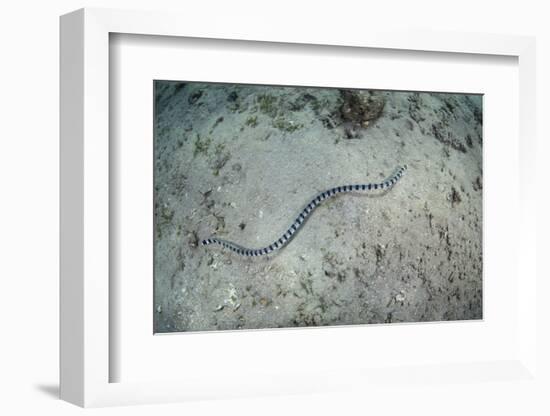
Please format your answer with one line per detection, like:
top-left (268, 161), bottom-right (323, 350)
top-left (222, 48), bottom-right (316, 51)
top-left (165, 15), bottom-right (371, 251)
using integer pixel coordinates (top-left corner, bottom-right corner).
top-left (201, 165), bottom-right (407, 256)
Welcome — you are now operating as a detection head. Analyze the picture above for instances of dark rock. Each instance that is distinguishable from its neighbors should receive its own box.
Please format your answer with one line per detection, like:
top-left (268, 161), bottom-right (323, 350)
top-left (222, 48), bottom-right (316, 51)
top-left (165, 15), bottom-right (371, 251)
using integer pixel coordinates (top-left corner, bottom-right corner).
top-left (339, 89), bottom-right (385, 129)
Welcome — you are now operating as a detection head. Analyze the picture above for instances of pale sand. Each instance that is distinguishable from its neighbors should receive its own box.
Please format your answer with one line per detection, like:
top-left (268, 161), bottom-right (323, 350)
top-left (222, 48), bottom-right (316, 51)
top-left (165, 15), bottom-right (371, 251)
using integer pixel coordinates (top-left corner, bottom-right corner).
top-left (153, 82), bottom-right (482, 332)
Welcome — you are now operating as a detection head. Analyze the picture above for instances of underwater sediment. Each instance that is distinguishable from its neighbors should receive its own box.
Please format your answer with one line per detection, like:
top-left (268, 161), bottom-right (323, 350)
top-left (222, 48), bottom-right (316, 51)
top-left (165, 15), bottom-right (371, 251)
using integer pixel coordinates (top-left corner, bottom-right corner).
top-left (154, 82), bottom-right (483, 332)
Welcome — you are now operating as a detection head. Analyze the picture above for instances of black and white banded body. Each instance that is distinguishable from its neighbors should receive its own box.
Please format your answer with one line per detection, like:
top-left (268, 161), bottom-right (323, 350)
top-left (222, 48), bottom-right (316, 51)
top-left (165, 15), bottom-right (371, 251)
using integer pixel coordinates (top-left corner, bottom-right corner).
top-left (201, 165), bottom-right (407, 256)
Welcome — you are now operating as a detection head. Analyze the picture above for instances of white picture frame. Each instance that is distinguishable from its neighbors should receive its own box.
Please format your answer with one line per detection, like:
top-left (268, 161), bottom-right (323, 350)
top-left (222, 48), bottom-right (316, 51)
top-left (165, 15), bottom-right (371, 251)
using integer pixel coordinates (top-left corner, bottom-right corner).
top-left (60, 7), bottom-right (537, 407)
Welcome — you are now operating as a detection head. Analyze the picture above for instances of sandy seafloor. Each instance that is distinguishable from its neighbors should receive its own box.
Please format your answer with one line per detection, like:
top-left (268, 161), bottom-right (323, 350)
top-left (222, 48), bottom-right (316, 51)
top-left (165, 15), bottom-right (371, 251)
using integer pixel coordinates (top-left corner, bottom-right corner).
top-left (153, 81), bottom-right (483, 333)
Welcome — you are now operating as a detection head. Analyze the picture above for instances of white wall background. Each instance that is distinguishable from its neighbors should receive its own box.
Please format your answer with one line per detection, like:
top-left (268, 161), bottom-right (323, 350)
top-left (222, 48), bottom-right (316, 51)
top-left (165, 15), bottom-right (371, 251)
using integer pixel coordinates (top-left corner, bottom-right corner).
top-left (0, 0), bottom-right (548, 414)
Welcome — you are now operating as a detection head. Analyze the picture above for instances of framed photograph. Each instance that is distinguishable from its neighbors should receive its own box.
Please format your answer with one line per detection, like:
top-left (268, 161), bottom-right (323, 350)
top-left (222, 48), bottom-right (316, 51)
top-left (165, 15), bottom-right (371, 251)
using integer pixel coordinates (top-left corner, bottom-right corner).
top-left (60, 8), bottom-right (537, 407)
